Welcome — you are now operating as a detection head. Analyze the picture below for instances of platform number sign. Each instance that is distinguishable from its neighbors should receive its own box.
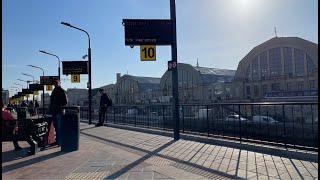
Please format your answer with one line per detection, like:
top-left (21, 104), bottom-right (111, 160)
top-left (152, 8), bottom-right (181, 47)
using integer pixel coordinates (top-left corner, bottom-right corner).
top-left (71, 74), bottom-right (80, 83)
top-left (34, 91), bottom-right (39, 95)
top-left (46, 85), bottom-right (53, 91)
top-left (140, 45), bottom-right (156, 61)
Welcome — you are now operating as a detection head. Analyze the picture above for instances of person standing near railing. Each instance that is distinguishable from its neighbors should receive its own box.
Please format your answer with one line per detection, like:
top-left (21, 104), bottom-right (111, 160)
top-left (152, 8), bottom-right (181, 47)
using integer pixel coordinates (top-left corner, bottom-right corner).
top-left (95, 89), bottom-right (111, 127)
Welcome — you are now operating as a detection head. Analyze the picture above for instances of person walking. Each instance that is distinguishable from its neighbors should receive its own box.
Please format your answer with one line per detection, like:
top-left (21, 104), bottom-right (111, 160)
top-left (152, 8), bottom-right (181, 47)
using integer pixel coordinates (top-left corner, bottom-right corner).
top-left (34, 100), bottom-right (39, 115)
top-left (49, 80), bottom-right (68, 146)
top-left (2, 101), bottom-right (22, 150)
top-left (28, 101), bottom-right (34, 116)
top-left (95, 89), bottom-right (110, 127)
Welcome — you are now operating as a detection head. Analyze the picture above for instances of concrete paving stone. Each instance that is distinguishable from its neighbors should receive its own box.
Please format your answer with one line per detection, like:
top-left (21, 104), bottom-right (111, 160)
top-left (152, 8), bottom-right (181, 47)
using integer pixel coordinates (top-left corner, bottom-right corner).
top-left (246, 171), bottom-right (258, 180)
top-left (235, 169), bottom-right (249, 179)
top-left (309, 169), bottom-right (319, 178)
top-left (256, 166), bottom-right (269, 176)
top-left (218, 164), bottom-right (229, 173)
top-left (203, 161), bottom-right (212, 168)
top-left (279, 172), bottom-right (294, 179)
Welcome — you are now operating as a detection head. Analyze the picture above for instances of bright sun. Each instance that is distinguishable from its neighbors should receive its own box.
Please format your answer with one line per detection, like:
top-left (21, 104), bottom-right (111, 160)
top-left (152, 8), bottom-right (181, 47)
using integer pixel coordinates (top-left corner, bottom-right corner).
top-left (241, 0), bottom-right (249, 7)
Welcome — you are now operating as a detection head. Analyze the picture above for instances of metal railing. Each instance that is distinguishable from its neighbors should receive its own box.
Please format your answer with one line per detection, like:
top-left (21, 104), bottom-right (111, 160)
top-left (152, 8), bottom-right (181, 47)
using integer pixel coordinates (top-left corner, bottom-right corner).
top-left (79, 102), bottom-right (318, 151)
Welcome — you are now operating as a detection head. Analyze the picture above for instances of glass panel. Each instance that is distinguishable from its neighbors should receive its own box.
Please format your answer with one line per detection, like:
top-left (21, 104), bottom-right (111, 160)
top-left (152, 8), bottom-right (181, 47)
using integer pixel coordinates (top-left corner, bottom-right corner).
top-left (269, 47), bottom-right (281, 77)
top-left (283, 47), bottom-right (293, 75)
top-left (294, 49), bottom-right (304, 77)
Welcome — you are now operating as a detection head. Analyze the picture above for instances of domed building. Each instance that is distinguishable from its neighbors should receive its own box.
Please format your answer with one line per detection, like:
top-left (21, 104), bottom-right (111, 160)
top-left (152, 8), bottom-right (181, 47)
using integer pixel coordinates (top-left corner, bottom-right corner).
top-left (160, 63), bottom-right (236, 103)
top-left (231, 37), bottom-right (318, 101)
top-left (114, 74), bottom-right (161, 104)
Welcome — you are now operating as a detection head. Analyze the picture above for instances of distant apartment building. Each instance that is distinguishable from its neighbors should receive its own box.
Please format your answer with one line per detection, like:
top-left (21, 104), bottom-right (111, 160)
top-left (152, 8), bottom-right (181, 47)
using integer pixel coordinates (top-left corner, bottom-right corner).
top-left (160, 63), bottom-right (236, 103)
top-left (231, 37), bottom-right (318, 102)
top-left (114, 74), bottom-right (161, 104)
top-left (66, 88), bottom-right (88, 106)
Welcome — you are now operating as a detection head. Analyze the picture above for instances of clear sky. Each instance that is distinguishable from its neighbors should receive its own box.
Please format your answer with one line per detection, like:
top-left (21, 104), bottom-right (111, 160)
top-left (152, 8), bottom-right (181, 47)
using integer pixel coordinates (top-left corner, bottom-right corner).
top-left (2, 0), bottom-right (318, 97)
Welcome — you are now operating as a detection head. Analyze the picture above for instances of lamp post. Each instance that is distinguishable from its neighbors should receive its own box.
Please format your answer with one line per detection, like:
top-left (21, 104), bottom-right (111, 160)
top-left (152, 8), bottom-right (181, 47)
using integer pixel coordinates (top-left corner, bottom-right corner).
top-left (61, 21), bottom-right (92, 125)
top-left (28, 65), bottom-right (45, 116)
top-left (39, 50), bottom-right (61, 81)
top-left (22, 73), bottom-right (35, 103)
top-left (14, 83), bottom-right (24, 102)
top-left (17, 79), bottom-right (32, 103)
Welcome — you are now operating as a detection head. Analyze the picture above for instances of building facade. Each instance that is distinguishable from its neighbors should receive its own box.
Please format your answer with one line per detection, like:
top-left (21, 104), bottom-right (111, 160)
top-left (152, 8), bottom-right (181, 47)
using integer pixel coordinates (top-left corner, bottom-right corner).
top-left (66, 88), bottom-right (88, 106)
top-left (231, 37), bottom-right (318, 101)
top-left (160, 63), bottom-right (235, 103)
top-left (114, 75), bottom-right (161, 104)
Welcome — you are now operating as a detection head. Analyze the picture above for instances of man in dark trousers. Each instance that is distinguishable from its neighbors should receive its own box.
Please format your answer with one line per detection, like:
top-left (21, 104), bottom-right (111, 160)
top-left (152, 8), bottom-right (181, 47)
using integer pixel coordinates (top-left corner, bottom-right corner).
top-left (49, 80), bottom-right (68, 146)
top-left (95, 89), bottom-right (109, 127)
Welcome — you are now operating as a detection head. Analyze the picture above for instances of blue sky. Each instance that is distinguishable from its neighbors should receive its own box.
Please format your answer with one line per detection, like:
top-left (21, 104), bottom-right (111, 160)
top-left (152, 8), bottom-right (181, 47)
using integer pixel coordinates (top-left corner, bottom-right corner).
top-left (2, 0), bottom-right (318, 97)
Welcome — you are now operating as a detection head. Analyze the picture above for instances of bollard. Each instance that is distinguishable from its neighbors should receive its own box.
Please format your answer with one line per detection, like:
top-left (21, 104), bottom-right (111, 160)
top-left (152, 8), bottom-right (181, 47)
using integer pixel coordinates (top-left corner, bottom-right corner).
top-left (17, 107), bottom-right (27, 119)
top-left (61, 106), bottom-right (80, 152)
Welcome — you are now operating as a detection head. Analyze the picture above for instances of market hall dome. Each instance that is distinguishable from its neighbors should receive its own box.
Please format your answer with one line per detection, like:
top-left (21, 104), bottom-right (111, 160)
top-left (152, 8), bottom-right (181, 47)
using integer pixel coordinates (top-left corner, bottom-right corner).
top-left (231, 37), bottom-right (318, 101)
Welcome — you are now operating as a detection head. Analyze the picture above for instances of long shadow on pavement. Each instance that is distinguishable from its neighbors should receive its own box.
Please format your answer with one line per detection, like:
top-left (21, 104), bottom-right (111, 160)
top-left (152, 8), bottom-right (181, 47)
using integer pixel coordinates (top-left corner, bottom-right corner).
top-left (2, 151), bottom-right (66, 173)
top-left (2, 148), bottom-right (31, 163)
top-left (80, 130), bottom-right (241, 179)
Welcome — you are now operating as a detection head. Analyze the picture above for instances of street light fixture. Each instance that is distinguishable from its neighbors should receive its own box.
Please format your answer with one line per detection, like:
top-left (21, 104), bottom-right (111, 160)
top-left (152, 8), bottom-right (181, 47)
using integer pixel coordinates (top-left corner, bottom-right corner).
top-left (21, 73), bottom-right (36, 103)
top-left (61, 21), bottom-right (92, 124)
top-left (39, 50), bottom-right (61, 81)
top-left (28, 65), bottom-right (45, 116)
top-left (17, 79), bottom-right (33, 102)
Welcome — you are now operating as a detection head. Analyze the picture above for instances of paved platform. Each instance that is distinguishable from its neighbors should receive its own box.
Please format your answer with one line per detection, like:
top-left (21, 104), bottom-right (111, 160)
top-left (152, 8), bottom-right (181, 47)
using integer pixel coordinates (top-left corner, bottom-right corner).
top-left (2, 122), bottom-right (318, 179)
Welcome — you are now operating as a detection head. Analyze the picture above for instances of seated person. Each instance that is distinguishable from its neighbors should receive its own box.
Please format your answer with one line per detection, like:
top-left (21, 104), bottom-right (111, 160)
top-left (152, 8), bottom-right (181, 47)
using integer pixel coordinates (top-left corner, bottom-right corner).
top-left (2, 101), bottom-right (22, 150)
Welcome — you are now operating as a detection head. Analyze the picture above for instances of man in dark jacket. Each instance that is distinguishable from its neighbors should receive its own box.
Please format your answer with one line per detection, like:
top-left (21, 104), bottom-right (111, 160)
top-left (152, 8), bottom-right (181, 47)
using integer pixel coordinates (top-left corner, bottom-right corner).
top-left (49, 80), bottom-right (68, 146)
top-left (95, 89), bottom-right (109, 127)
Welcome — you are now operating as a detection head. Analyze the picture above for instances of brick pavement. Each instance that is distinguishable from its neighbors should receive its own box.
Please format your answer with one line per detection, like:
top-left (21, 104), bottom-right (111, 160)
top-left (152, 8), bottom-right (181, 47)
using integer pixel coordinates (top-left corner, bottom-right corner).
top-left (2, 122), bottom-right (318, 179)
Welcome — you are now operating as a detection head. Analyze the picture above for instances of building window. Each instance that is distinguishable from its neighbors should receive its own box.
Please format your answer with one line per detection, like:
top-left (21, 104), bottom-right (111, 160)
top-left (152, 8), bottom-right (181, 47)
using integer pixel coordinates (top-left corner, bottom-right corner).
top-left (245, 65), bottom-right (251, 81)
top-left (298, 81), bottom-right (304, 90)
top-left (307, 55), bottom-right (316, 76)
top-left (269, 47), bottom-right (281, 77)
top-left (252, 57), bottom-right (259, 80)
top-left (271, 83), bottom-right (280, 91)
top-left (309, 80), bottom-right (315, 90)
top-left (246, 86), bottom-right (251, 95)
top-left (260, 51), bottom-right (268, 79)
top-left (283, 47), bottom-right (293, 76)
top-left (287, 82), bottom-right (292, 90)
top-left (294, 49), bottom-right (304, 77)
top-left (254, 85), bottom-right (259, 96)
top-left (262, 84), bottom-right (267, 97)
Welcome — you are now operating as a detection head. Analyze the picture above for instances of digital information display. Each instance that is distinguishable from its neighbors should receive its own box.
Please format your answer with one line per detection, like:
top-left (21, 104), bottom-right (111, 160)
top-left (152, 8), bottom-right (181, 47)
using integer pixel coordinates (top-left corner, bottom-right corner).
top-left (123, 19), bottom-right (172, 46)
top-left (40, 76), bottom-right (59, 85)
top-left (62, 61), bottom-right (88, 75)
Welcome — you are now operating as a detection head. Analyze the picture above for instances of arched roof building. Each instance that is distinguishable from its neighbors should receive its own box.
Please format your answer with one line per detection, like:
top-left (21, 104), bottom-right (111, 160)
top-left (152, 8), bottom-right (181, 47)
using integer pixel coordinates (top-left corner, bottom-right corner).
top-left (114, 74), bottom-right (161, 104)
top-left (231, 37), bottom-right (318, 101)
top-left (160, 63), bottom-right (235, 103)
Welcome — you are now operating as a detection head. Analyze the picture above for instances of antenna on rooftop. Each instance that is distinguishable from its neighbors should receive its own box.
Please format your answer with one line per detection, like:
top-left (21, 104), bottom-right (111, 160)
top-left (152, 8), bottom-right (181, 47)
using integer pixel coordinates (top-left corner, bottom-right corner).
top-left (197, 58), bottom-right (199, 67)
top-left (274, 26), bottom-right (277, 37)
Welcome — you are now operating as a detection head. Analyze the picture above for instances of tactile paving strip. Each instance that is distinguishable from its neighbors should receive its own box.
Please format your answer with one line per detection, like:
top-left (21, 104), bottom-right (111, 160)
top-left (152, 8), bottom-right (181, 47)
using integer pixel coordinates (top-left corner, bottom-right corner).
top-left (64, 171), bottom-right (108, 179)
top-left (145, 156), bottom-right (175, 166)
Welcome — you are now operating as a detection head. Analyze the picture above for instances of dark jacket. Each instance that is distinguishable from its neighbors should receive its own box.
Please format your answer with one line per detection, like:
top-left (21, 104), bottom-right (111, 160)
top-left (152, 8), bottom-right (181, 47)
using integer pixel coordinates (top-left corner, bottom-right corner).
top-left (50, 86), bottom-right (68, 115)
top-left (100, 93), bottom-right (108, 108)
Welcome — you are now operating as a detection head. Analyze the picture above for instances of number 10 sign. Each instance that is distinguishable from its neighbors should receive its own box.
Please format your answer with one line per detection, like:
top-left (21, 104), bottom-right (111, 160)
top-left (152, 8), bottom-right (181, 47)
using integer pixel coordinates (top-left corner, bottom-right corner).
top-left (140, 45), bottom-right (156, 61)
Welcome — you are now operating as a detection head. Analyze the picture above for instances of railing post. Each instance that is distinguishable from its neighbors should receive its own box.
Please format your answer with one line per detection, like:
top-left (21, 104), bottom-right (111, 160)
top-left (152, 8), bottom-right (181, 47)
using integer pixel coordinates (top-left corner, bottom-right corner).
top-left (282, 105), bottom-right (286, 147)
top-left (207, 105), bottom-right (209, 137)
top-left (182, 106), bottom-right (185, 133)
top-left (238, 104), bottom-right (242, 142)
top-left (163, 105), bottom-right (165, 130)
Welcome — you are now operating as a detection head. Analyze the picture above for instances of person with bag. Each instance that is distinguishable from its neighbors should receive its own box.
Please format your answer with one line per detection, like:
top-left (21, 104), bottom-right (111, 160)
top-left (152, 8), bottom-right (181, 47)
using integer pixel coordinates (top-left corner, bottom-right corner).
top-left (2, 101), bottom-right (22, 150)
top-left (49, 80), bottom-right (68, 146)
top-left (95, 89), bottom-right (112, 127)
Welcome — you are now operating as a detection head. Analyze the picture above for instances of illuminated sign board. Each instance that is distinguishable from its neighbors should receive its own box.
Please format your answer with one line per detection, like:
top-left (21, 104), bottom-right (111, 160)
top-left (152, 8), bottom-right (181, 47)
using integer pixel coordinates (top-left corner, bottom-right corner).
top-left (40, 76), bottom-right (59, 85)
top-left (123, 19), bottom-right (172, 45)
top-left (62, 61), bottom-right (88, 75)
top-left (22, 89), bottom-right (34, 94)
top-left (29, 84), bottom-right (44, 91)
